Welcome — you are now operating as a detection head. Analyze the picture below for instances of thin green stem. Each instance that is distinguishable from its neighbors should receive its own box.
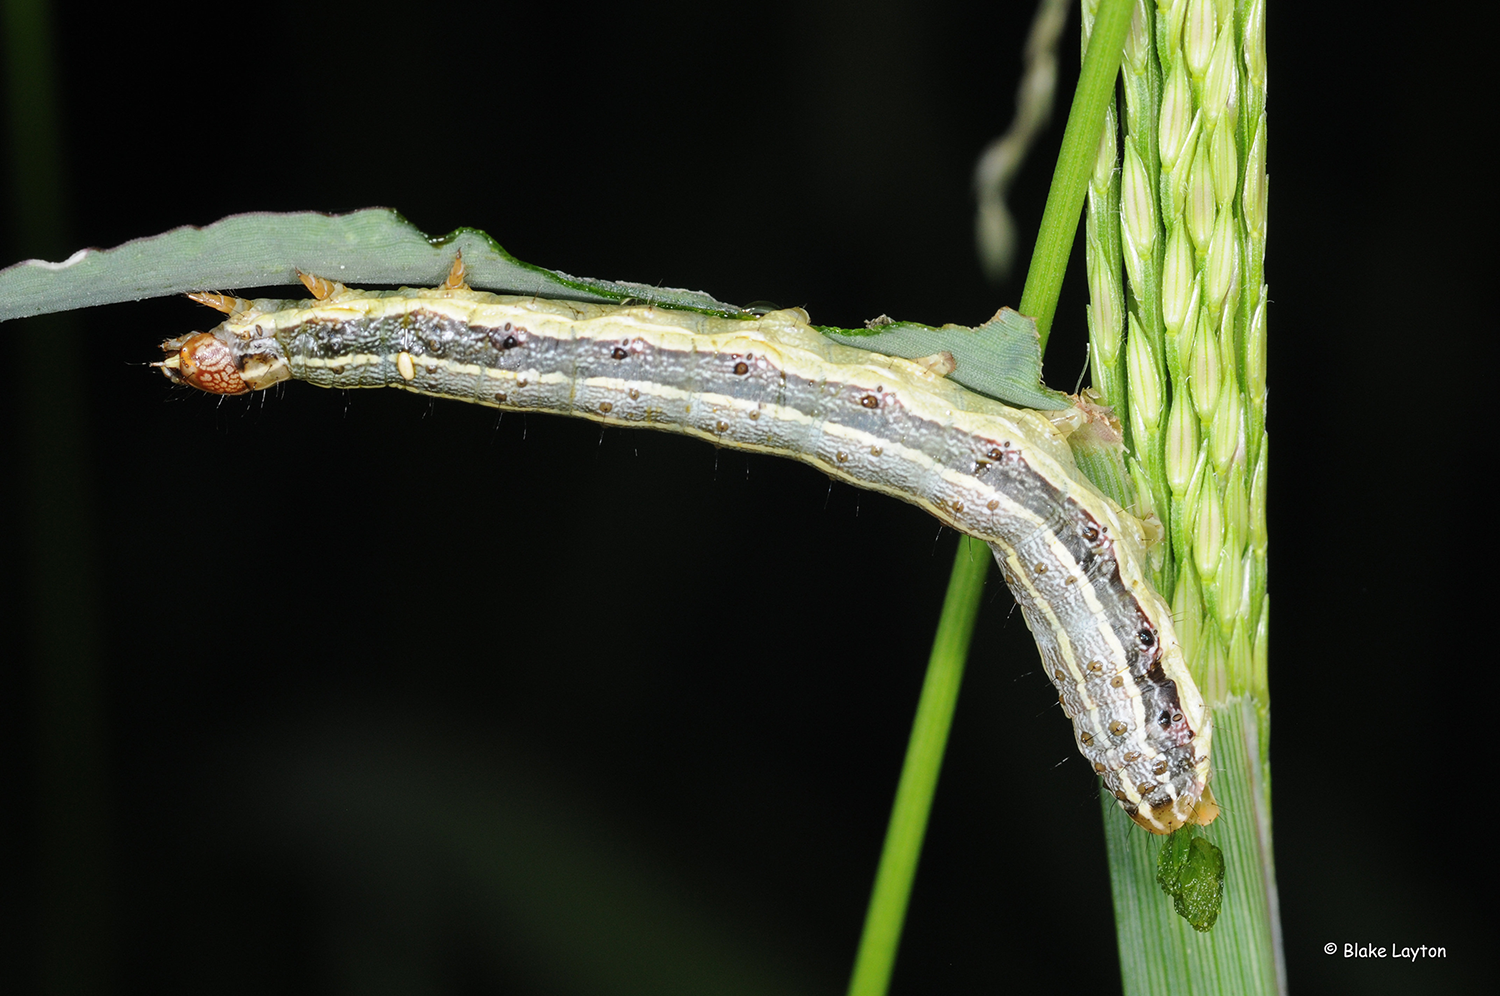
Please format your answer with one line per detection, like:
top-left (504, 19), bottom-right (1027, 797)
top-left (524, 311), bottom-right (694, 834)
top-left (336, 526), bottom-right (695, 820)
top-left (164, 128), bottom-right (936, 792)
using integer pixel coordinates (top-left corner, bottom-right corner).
top-left (845, 537), bottom-right (986, 996)
top-left (1019, 0), bottom-right (1133, 348)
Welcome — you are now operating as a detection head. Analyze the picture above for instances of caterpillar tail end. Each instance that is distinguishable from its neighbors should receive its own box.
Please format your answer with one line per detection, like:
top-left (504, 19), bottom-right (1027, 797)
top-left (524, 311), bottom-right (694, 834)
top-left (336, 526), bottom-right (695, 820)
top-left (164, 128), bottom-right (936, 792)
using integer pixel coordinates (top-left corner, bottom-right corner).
top-left (1126, 782), bottom-right (1220, 834)
top-left (1187, 783), bottom-right (1219, 826)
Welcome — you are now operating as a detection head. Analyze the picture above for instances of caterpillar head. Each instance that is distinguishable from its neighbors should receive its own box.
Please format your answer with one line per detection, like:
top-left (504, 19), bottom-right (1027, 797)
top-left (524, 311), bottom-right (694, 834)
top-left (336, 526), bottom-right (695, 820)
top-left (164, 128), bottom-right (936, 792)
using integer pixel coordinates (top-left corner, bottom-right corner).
top-left (156, 329), bottom-right (290, 395)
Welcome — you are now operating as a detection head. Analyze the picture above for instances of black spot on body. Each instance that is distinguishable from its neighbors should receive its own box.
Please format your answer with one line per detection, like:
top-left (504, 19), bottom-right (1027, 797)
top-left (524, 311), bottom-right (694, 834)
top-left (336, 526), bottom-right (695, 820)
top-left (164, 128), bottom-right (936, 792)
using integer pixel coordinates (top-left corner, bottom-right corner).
top-left (486, 323), bottom-right (526, 351)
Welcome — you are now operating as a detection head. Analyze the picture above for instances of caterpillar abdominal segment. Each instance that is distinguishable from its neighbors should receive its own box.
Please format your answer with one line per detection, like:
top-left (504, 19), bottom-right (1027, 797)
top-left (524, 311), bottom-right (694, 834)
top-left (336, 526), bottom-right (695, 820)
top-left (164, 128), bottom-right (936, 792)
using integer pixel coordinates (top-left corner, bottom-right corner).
top-left (155, 258), bottom-right (1217, 833)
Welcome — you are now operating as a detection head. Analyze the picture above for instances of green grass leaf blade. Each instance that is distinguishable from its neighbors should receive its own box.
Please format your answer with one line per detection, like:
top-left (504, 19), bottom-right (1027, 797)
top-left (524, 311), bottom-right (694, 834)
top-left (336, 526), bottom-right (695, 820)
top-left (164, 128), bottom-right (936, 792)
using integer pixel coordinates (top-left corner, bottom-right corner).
top-left (822, 309), bottom-right (1067, 410)
top-left (0, 208), bottom-right (746, 321)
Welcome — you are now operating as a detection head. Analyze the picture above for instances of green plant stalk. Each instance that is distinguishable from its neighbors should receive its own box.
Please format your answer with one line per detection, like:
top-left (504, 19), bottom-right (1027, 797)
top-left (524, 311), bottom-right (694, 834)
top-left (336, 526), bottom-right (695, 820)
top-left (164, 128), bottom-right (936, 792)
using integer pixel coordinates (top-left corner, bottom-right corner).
top-left (845, 537), bottom-right (988, 996)
top-left (845, 3), bottom-right (1133, 993)
top-left (1020, 0), bottom-right (1136, 349)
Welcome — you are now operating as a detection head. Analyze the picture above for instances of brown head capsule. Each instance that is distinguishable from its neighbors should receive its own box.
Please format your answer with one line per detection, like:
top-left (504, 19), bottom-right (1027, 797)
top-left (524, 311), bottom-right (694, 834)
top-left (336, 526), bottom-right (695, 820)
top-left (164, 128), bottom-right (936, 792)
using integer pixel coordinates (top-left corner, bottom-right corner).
top-left (156, 323), bottom-right (291, 395)
top-left (155, 332), bottom-right (250, 395)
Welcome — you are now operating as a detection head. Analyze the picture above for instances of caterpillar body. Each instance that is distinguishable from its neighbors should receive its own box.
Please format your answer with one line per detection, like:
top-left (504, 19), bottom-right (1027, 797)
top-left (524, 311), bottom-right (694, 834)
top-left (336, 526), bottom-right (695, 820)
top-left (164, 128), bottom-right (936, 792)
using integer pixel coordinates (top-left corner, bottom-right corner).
top-left (156, 261), bottom-right (1216, 833)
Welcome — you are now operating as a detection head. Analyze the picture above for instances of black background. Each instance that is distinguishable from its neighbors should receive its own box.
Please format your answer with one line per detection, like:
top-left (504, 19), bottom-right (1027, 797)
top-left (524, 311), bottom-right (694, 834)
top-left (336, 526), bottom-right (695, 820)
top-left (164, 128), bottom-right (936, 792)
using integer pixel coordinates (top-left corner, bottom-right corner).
top-left (1, 2), bottom-right (1486, 994)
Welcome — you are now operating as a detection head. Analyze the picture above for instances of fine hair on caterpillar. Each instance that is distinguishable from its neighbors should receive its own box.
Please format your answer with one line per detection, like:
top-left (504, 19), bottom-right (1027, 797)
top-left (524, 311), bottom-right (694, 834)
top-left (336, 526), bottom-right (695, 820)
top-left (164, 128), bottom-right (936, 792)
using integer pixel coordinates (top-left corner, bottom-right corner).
top-left (156, 255), bottom-right (1218, 834)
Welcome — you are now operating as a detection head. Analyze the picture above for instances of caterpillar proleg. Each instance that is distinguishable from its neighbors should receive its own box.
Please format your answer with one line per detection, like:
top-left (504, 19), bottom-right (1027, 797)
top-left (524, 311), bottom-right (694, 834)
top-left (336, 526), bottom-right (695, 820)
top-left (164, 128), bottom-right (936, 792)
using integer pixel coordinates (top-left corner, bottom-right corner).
top-left (156, 259), bottom-right (1216, 833)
